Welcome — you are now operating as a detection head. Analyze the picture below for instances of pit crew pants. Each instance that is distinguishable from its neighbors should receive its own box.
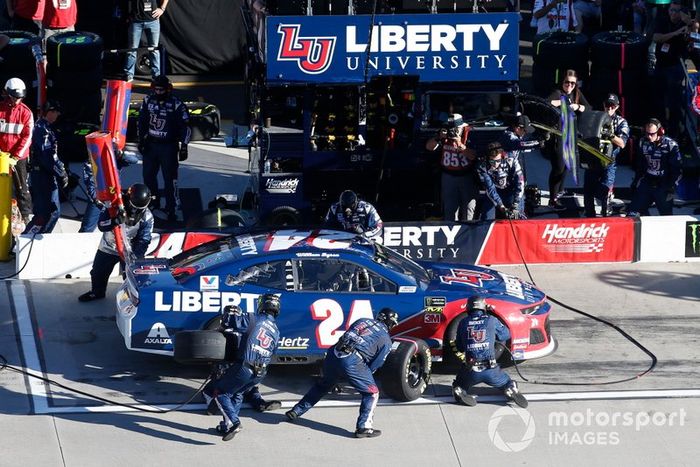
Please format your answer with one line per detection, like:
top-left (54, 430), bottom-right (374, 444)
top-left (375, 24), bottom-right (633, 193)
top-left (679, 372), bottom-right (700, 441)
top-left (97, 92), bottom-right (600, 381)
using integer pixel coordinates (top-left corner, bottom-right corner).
top-left (27, 171), bottom-right (60, 233)
top-left (291, 350), bottom-right (379, 430)
top-left (454, 365), bottom-right (513, 392)
top-left (628, 177), bottom-right (674, 216)
top-left (212, 362), bottom-right (262, 427)
top-left (583, 163), bottom-right (616, 217)
top-left (89, 250), bottom-right (122, 297)
top-left (441, 171), bottom-right (477, 221)
top-left (142, 140), bottom-right (179, 215)
top-left (203, 377), bottom-right (267, 410)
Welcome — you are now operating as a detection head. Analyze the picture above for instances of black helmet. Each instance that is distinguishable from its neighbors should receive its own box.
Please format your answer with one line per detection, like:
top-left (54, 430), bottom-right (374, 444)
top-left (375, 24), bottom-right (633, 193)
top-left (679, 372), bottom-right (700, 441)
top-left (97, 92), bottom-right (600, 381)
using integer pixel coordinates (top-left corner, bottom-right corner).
top-left (258, 293), bottom-right (280, 318)
top-left (127, 183), bottom-right (152, 210)
top-left (151, 75), bottom-right (172, 89)
top-left (42, 99), bottom-right (62, 114)
top-left (376, 308), bottom-right (399, 330)
top-left (467, 295), bottom-right (488, 313)
top-left (339, 190), bottom-right (358, 212)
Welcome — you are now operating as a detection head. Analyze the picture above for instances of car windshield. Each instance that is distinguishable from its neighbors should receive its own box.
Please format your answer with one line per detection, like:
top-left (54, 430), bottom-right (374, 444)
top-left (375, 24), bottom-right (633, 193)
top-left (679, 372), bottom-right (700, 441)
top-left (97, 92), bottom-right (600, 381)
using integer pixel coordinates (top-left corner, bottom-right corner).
top-left (170, 237), bottom-right (239, 278)
top-left (373, 243), bottom-right (431, 285)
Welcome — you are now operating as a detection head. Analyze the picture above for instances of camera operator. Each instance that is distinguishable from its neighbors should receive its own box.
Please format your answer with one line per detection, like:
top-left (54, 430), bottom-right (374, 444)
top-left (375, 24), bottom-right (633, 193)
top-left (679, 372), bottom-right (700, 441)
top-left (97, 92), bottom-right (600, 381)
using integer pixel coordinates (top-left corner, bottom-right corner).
top-left (425, 114), bottom-right (478, 221)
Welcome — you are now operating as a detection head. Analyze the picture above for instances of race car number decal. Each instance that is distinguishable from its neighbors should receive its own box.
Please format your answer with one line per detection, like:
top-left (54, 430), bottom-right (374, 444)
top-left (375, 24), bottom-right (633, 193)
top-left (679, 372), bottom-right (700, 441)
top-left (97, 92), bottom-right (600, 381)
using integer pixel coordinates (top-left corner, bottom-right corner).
top-left (264, 229), bottom-right (355, 253)
top-left (310, 299), bottom-right (374, 348)
top-left (440, 269), bottom-right (496, 287)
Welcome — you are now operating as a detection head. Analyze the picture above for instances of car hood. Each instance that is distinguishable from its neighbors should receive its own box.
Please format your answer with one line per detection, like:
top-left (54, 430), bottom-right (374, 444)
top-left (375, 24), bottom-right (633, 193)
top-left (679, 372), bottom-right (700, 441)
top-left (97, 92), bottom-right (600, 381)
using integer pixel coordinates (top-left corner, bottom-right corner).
top-left (421, 262), bottom-right (545, 305)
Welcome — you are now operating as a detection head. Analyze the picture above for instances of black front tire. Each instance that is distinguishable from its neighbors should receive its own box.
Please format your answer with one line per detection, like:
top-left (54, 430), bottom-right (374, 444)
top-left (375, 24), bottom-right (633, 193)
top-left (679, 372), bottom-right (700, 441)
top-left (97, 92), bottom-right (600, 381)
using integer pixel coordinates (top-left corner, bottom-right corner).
top-left (377, 337), bottom-right (432, 402)
top-left (173, 330), bottom-right (226, 364)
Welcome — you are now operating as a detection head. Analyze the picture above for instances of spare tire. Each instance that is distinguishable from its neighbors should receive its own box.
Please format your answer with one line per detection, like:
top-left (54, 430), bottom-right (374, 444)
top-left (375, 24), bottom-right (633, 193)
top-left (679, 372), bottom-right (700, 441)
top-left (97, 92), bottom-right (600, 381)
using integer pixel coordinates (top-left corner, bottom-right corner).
top-left (377, 337), bottom-right (431, 402)
top-left (186, 102), bottom-right (221, 141)
top-left (186, 207), bottom-right (247, 230)
top-left (55, 121), bottom-right (100, 163)
top-left (173, 330), bottom-right (226, 364)
top-left (46, 31), bottom-right (104, 71)
top-left (520, 94), bottom-right (561, 129)
top-left (591, 31), bottom-right (649, 70)
top-left (532, 31), bottom-right (589, 70)
top-left (0, 30), bottom-right (41, 73)
top-left (267, 205), bottom-right (302, 226)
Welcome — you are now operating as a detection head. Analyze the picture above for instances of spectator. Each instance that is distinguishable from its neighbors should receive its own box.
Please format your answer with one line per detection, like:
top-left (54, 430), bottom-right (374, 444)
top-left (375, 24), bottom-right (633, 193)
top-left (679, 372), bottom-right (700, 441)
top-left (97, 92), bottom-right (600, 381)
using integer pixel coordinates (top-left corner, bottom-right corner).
top-left (652, 1), bottom-right (692, 138)
top-left (124, 0), bottom-right (169, 81)
top-left (42, 0), bottom-right (77, 42)
top-left (547, 69), bottom-right (590, 210)
top-left (628, 118), bottom-right (682, 216)
top-left (78, 183), bottom-right (154, 302)
top-left (500, 114), bottom-right (539, 179)
top-left (573, 0), bottom-right (601, 34)
top-left (138, 75), bottom-right (189, 222)
top-left (7, 0), bottom-right (44, 35)
top-left (477, 141), bottom-right (526, 220)
top-left (0, 78), bottom-right (34, 223)
top-left (425, 113), bottom-right (478, 221)
top-left (533, 0), bottom-right (579, 34)
top-left (583, 94), bottom-right (630, 218)
top-left (26, 100), bottom-right (67, 233)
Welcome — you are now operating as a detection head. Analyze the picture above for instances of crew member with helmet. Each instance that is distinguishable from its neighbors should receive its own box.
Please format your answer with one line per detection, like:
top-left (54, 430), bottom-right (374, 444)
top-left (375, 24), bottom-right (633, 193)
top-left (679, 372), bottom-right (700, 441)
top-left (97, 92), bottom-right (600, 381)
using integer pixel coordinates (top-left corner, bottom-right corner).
top-left (78, 183), bottom-right (154, 302)
top-left (583, 94), bottom-right (630, 217)
top-left (628, 117), bottom-right (682, 216)
top-left (138, 75), bottom-right (190, 222)
top-left (286, 308), bottom-right (398, 438)
top-left (324, 190), bottom-right (383, 240)
top-left (26, 100), bottom-right (67, 234)
top-left (477, 141), bottom-right (526, 220)
top-left (208, 293), bottom-right (281, 441)
top-left (452, 296), bottom-right (527, 408)
top-left (0, 77), bottom-right (34, 223)
top-left (425, 113), bottom-right (478, 221)
top-left (202, 304), bottom-right (282, 417)
top-left (500, 114), bottom-right (539, 179)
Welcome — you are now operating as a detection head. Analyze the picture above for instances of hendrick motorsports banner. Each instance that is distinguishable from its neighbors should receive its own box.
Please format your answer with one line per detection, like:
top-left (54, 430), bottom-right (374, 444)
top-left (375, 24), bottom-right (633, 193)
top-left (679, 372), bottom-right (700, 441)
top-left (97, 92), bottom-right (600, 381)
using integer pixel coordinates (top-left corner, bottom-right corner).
top-left (266, 13), bottom-right (519, 83)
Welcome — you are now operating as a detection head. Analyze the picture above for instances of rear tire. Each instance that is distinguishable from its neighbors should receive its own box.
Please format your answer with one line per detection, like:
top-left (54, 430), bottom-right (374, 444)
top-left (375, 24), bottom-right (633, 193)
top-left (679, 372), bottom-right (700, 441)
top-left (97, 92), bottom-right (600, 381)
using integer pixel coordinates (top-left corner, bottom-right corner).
top-left (173, 330), bottom-right (226, 364)
top-left (377, 337), bottom-right (431, 402)
top-left (267, 206), bottom-right (301, 226)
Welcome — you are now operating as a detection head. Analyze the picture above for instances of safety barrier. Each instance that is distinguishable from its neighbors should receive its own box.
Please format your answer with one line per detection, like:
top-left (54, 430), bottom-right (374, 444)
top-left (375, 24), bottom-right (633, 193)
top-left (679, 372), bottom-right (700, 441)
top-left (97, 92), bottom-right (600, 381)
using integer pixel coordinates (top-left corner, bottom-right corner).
top-left (639, 215), bottom-right (700, 262)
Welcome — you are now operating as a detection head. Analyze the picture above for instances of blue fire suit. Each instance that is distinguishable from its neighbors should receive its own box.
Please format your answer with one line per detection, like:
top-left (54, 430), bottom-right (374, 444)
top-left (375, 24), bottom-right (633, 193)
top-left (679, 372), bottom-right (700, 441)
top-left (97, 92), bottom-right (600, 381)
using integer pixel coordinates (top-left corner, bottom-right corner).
top-left (213, 313), bottom-right (279, 429)
top-left (583, 114), bottom-right (629, 217)
top-left (325, 200), bottom-right (383, 240)
top-left (453, 310), bottom-right (516, 392)
top-left (203, 307), bottom-right (271, 411)
top-left (500, 129), bottom-right (539, 179)
top-left (138, 93), bottom-right (190, 215)
top-left (477, 156), bottom-right (525, 220)
top-left (628, 134), bottom-right (682, 216)
top-left (289, 318), bottom-right (392, 430)
top-left (27, 118), bottom-right (66, 233)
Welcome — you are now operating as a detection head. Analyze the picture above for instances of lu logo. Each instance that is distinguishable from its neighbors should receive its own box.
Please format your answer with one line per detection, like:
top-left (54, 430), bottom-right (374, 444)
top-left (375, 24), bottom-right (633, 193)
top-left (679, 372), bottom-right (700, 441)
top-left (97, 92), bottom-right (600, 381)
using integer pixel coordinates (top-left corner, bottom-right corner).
top-left (276, 24), bottom-right (336, 75)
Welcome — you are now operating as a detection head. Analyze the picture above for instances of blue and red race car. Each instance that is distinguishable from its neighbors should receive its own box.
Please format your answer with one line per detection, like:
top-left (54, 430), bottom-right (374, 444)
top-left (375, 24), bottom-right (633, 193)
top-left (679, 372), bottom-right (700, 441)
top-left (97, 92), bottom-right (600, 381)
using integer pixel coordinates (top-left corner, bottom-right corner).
top-left (116, 228), bottom-right (555, 400)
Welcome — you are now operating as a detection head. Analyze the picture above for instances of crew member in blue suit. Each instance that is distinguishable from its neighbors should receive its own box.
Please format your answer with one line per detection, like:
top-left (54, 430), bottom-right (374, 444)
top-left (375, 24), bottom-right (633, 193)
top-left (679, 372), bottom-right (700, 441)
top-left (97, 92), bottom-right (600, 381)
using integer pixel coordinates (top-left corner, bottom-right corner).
top-left (286, 308), bottom-right (398, 438)
top-left (202, 304), bottom-right (282, 416)
top-left (477, 142), bottom-right (525, 220)
top-left (324, 190), bottom-right (383, 240)
top-left (452, 296), bottom-right (527, 408)
top-left (209, 293), bottom-right (281, 441)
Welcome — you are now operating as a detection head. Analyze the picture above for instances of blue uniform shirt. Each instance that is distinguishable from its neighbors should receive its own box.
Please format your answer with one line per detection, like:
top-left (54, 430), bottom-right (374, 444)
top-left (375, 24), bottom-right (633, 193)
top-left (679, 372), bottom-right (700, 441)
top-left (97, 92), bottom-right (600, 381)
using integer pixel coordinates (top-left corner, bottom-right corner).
top-left (335, 318), bottom-right (392, 373)
top-left (138, 94), bottom-right (191, 145)
top-left (456, 311), bottom-right (510, 362)
top-left (325, 200), bottom-right (383, 240)
top-left (477, 156), bottom-right (525, 209)
top-left (637, 135), bottom-right (682, 189)
top-left (240, 313), bottom-right (280, 367)
top-left (30, 118), bottom-right (65, 186)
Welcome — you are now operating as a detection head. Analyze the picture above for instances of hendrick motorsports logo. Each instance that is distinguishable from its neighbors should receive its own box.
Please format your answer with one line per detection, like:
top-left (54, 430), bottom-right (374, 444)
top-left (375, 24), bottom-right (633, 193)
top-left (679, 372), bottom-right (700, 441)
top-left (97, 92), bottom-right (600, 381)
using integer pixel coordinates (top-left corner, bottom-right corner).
top-left (686, 221), bottom-right (700, 258)
top-left (265, 177), bottom-right (300, 194)
top-left (488, 407), bottom-right (536, 453)
top-left (541, 223), bottom-right (609, 253)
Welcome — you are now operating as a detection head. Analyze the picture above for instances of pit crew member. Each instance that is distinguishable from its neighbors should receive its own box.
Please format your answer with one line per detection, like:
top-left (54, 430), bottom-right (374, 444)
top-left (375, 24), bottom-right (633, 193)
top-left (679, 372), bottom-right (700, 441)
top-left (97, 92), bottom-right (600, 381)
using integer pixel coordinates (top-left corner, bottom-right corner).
top-left (286, 308), bottom-right (398, 438)
top-left (324, 190), bottom-right (383, 240)
top-left (477, 141), bottom-right (525, 220)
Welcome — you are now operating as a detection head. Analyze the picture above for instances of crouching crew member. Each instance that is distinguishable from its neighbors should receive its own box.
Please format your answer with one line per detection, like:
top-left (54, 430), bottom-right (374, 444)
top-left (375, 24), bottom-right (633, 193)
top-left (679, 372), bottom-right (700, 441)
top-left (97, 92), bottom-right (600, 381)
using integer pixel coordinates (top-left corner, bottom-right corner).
top-left (452, 296), bottom-right (527, 408)
top-left (286, 308), bottom-right (398, 438)
top-left (325, 190), bottom-right (383, 240)
top-left (477, 142), bottom-right (526, 220)
top-left (207, 294), bottom-right (281, 441)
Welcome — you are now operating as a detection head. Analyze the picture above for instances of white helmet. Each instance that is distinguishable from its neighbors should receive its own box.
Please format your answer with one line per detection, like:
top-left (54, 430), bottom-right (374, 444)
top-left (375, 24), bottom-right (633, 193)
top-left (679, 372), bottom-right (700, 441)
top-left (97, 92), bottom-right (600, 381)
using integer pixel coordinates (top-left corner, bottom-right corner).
top-left (5, 78), bottom-right (26, 99)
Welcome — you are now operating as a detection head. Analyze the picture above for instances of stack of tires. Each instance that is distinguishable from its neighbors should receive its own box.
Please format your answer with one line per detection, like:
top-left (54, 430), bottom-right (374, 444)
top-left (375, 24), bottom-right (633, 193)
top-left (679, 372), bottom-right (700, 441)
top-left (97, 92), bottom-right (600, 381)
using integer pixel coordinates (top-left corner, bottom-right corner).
top-left (532, 31), bottom-right (590, 97)
top-left (588, 31), bottom-right (650, 125)
top-left (0, 31), bottom-right (42, 111)
top-left (46, 31), bottom-right (104, 125)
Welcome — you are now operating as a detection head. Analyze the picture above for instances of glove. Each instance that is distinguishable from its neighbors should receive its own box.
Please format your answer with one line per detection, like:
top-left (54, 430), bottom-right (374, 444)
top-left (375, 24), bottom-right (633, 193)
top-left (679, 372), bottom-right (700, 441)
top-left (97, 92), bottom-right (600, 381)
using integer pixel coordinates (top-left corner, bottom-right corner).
top-left (60, 173), bottom-right (69, 189)
top-left (94, 199), bottom-right (105, 210)
top-left (508, 207), bottom-right (520, 219)
top-left (137, 140), bottom-right (147, 155)
top-left (178, 144), bottom-right (188, 161)
top-left (600, 126), bottom-right (614, 139)
top-left (351, 224), bottom-right (365, 234)
top-left (113, 208), bottom-right (126, 226)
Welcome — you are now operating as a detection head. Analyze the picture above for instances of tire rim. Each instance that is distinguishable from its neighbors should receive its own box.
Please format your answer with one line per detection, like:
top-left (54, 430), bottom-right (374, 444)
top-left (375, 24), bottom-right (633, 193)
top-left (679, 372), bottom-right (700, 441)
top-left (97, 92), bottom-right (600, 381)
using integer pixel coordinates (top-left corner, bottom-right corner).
top-left (406, 354), bottom-right (424, 389)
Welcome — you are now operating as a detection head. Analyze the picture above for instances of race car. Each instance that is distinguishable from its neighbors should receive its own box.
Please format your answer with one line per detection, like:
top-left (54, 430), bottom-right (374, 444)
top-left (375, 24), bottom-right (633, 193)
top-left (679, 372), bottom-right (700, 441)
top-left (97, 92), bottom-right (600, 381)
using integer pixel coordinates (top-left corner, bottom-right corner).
top-left (116, 228), bottom-right (555, 400)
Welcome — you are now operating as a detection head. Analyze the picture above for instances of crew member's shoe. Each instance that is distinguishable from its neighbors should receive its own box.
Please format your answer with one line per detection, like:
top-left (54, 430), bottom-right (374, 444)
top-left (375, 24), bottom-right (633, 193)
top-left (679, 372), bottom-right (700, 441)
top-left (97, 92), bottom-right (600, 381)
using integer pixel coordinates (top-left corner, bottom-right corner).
top-left (355, 428), bottom-right (382, 438)
top-left (452, 385), bottom-right (477, 406)
top-left (256, 400), bottom-right (282, 412)
top-left (78, 291), bottom-right (105, 302)
top-left (504, 387), bottom-right (528, 408)
top-left (285, 409), bottom-right (299, 421)
top-left (221, 422), bottom-right (242, 441)
top-left (548, 199), bottom-right (566, 211)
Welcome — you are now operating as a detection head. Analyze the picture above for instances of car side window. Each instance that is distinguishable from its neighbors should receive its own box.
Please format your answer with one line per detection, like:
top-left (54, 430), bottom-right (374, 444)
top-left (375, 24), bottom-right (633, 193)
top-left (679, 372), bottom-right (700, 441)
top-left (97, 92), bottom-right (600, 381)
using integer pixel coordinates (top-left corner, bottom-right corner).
top-left (295, 259), bottom-right (396, 293)
top-left (225, 260), bottom-right (294, 291)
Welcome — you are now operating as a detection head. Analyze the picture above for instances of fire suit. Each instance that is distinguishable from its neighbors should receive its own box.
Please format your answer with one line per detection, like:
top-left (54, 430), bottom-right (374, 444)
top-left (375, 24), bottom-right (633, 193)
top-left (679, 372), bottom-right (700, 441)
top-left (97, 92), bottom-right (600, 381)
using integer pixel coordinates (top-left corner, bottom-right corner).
top-left (628, 134), bottom-right (682, 216)
top-left (477, 156), bottom-right (525, 220)
top-left (0, 97), bottom-right (34, 220)
top-left (27, 118), bottom-right (66, 233)
top-left (88, 207), bottom-right (153, 297)
top-left (212, 312), bottom-right (279, 430)
top-left (583, 113), bottom-right (629, 217)
top-left (288, 318), bottom-right (392, 431)
top-left (500, 129), bottom-right (539, 179)
top-left (325, 199), bottom-right (383, 240)
top-left (138, 93), bottom-right (190, 216)
top-left (453, 310), bottom-right (517, 393)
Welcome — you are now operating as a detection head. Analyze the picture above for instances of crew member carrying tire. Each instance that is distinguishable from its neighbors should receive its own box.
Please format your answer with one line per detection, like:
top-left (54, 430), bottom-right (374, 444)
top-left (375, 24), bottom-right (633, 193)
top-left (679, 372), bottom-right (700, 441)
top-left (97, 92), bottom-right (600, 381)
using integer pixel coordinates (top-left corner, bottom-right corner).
top-left (452, 296), bottom-right (528, 408)
top-left (286, 308), bottom-right (399, 438)
top-left (138, 75), bottom-right (190, 222)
